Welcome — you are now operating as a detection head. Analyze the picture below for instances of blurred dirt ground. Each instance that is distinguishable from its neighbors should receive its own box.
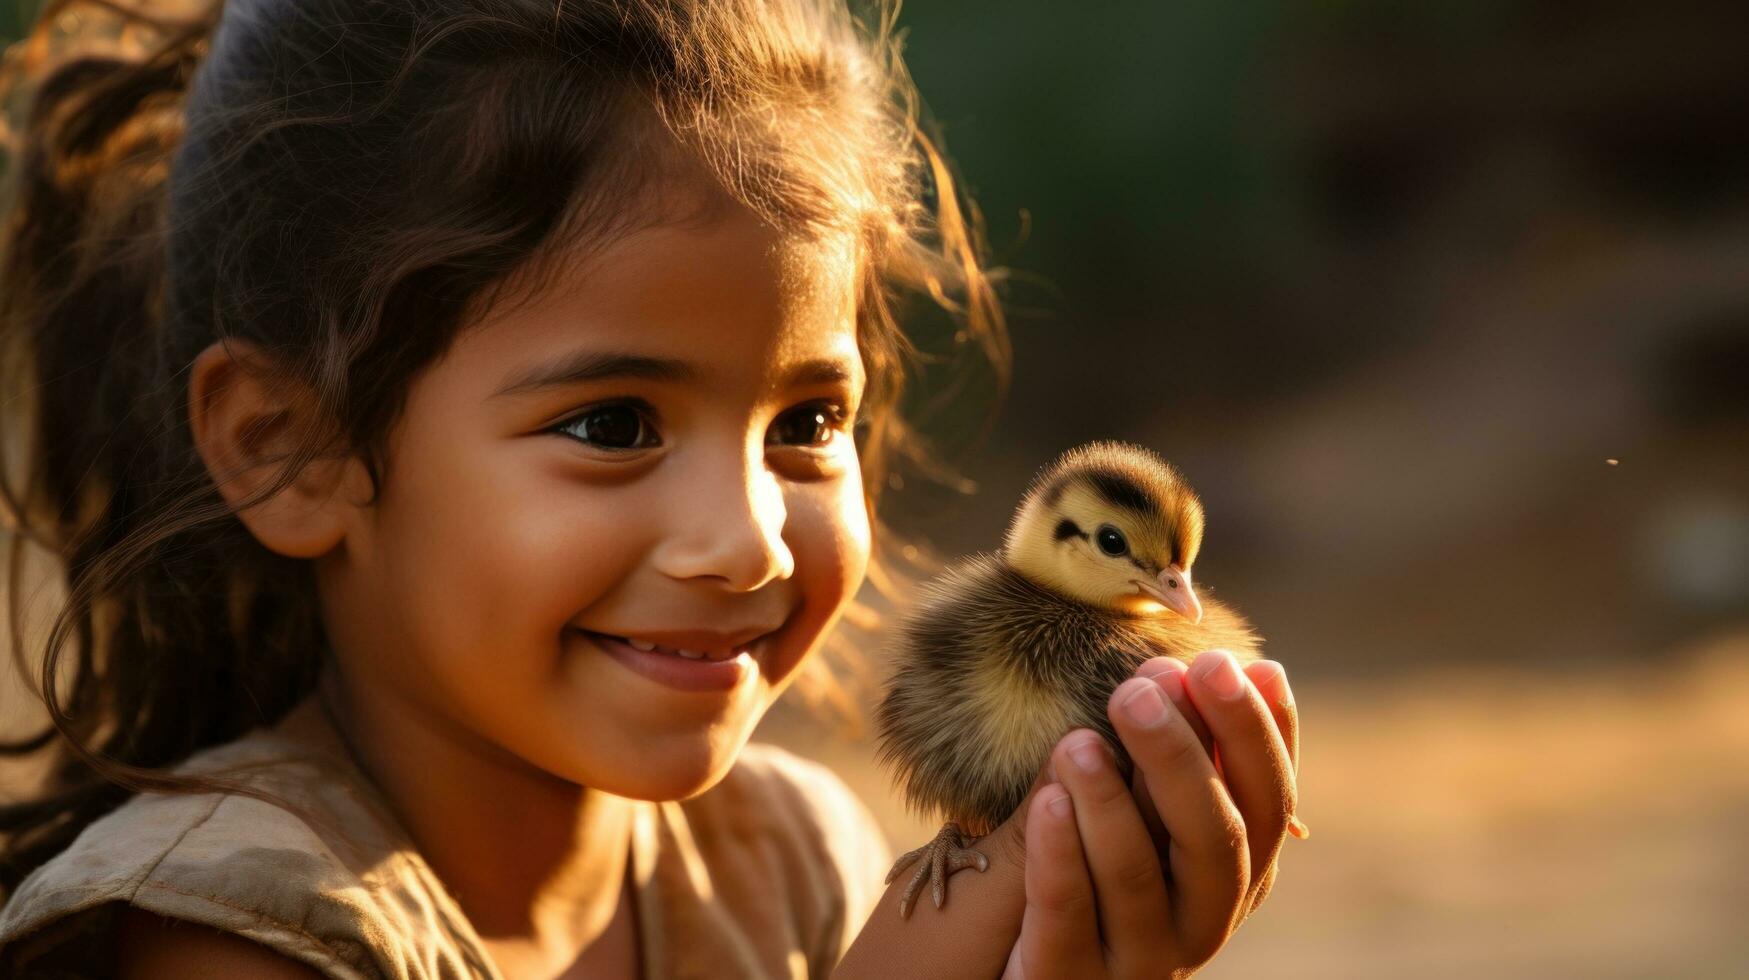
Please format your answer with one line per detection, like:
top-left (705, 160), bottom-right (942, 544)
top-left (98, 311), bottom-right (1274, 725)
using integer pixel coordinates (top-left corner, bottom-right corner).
top-left (758, 628), bottom-right (1749, 979)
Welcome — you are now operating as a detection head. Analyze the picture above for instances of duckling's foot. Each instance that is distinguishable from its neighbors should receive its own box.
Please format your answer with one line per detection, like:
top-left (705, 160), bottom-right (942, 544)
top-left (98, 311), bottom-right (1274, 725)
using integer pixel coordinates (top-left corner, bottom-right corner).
top-left (885, 821), bottom-right (989, 919)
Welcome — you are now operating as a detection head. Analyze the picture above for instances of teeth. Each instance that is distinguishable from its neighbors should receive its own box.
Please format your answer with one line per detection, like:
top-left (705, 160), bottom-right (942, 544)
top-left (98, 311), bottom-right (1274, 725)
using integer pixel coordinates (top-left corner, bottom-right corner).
top-left (604, 633), bottom-right (751, 662)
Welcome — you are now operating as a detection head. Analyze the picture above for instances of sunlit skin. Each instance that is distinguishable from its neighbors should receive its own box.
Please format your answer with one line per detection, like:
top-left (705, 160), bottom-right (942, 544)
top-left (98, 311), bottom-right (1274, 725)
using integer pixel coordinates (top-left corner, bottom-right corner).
top-left (184, 185), bottom-right (1304, 980)
top-left (188, 189), bottom-right (869, 977)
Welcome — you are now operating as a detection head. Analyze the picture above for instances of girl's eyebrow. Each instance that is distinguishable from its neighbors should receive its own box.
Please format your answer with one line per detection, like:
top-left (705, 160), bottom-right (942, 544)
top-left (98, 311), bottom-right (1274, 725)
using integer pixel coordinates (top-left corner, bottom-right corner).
top-left (491, 349), bottom-right (858, 399)
top-left (782, 358), bottom-right (858, 388)
top-left (492, 350), bottom-right (698, 399)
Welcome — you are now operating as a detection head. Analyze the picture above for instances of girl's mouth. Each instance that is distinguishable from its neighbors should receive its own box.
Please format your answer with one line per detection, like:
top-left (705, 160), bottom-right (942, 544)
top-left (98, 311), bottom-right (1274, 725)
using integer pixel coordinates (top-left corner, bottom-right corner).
top-left (575, 629), bottom-right (762, 693)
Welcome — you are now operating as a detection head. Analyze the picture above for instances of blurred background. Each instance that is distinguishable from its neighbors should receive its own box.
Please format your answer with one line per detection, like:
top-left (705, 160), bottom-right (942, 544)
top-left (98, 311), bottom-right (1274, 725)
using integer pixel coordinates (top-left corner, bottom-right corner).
top-left (4, 0), bottom-right (1747, 976)
top-left (767, 1), bottom-right (1749, 977)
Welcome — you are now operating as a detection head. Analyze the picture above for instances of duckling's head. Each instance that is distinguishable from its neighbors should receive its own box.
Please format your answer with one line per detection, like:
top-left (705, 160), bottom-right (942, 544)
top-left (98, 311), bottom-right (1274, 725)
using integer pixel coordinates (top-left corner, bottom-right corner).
top-left (1002, 441), bottom-right (1206, 620)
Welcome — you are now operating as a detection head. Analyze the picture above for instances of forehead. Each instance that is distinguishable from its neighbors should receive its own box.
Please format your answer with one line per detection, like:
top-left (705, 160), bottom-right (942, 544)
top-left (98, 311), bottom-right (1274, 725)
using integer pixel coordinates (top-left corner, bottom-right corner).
top-left (447, 199), bottom-right (861, 393)
top-left (1045, 469), bottom-right (1157, 516)
top-left (1056, 483), bottom-right (1165, 535)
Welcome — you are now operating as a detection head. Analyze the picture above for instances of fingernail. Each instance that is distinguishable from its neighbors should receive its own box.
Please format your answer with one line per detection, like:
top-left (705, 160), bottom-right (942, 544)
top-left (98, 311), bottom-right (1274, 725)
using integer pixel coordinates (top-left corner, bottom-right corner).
top-left (1120, 679), bottom-right (1170, 728)
top-left (1152, 668), bottom-right (1187, 701)
top-left (1194, 650), bottom-right (1245, 700)
top-left (1136, 656), bottom-right (1187, 681)
top-left (1067, 733), bottom-right (1105, 773)
top-left (1045, 787), bottom-right (1073, 819)
top-left (1250, 659), bottom-right (1285, 689)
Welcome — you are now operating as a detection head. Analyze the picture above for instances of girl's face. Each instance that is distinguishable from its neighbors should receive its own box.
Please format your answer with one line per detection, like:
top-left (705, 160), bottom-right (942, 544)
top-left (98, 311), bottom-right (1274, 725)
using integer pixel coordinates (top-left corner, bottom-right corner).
top-left (317, 198), bottom-right (870, 800)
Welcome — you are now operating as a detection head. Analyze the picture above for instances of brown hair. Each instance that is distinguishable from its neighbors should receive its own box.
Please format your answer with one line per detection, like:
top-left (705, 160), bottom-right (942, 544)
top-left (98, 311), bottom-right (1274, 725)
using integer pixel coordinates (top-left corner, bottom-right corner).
top-left (0, 0), bottom-right (1007, 893)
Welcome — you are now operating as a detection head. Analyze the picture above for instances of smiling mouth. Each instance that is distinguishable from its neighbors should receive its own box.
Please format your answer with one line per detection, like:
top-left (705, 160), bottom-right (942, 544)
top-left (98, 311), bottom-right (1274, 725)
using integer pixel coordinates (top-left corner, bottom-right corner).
top-left (577, 630), bottom-right (759, 663)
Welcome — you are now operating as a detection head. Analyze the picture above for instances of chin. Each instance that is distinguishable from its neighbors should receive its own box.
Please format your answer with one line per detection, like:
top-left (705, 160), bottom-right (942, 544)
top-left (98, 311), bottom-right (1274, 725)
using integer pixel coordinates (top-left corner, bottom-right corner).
top-left (595, 727), bottom-right (752, 802)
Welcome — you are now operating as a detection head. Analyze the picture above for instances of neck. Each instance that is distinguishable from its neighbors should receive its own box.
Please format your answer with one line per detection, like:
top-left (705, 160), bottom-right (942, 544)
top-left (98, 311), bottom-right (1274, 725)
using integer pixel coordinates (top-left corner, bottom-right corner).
top-left (316, 666), bottom-right (634, 958)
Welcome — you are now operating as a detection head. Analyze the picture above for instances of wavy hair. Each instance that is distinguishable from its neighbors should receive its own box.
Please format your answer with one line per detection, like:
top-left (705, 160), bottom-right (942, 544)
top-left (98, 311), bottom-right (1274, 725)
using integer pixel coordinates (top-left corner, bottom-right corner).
top-left (0, 0), bottom-right (1007, 893)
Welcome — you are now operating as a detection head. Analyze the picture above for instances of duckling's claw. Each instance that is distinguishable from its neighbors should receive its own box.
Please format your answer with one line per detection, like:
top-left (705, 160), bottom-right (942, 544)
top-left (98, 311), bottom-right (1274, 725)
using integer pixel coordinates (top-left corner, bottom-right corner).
top-left (885, 846), bottom-right (920, 886)
top-left (888, 821), bottom-right (988, 919)
top-left (900, 855), bottom-right (931, 919)
top-left (930, 844), bottom-right (947, 909)
top-left (952, 849), bottom-right (990, 873)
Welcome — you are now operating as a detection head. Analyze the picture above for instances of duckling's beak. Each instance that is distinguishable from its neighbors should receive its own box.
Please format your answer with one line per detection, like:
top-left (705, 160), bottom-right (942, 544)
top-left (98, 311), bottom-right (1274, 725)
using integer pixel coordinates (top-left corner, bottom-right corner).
top-left (1137, 564), bottom-right (1203, 623)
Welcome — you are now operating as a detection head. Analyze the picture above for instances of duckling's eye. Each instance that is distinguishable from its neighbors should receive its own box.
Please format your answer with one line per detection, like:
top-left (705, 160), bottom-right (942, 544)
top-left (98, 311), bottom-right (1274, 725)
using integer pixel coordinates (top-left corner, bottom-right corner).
top-left (1096, 525), bottom-right (1128, 556)
top-left (551, 401), bottom-right (659, 451)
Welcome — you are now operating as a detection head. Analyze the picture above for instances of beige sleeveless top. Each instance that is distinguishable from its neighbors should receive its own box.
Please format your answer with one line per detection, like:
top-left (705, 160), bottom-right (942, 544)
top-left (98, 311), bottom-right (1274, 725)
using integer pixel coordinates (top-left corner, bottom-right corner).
top-left (0, 696), bottom-right (892, 978)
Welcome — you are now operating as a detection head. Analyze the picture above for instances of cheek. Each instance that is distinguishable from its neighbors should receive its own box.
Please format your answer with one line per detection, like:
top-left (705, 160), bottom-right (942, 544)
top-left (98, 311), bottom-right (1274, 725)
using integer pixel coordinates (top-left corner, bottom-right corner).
top-left (382, 439), bottom-right (644, 662)
top-left (788, 473), bottom-right (871, 615)
top-left (751, 478), bottom-right (867, 698)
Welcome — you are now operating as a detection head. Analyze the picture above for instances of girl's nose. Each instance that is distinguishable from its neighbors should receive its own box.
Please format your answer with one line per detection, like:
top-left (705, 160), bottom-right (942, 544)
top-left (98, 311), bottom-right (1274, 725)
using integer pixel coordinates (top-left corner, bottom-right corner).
top-left (651, 445), bottom-right (795, 592)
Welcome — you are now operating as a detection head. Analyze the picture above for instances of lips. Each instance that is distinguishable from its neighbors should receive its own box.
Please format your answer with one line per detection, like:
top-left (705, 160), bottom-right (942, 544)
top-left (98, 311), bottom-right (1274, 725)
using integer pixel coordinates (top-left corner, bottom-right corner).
top-left (571, 619), bottom-right (778, 656)
top-left (606, 634), bottom-right (749, 662)
top-left (575, 628), bottom-right (769, 693)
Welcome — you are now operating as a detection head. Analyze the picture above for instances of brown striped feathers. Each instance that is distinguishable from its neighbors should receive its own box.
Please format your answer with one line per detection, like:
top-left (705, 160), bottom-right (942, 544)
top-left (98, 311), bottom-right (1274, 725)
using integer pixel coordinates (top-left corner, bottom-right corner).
top-left (877, 441), bottom-right (1261, 835)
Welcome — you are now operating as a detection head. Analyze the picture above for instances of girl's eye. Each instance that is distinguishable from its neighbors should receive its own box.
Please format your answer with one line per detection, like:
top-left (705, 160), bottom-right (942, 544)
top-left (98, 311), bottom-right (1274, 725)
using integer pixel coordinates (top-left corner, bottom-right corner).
top-left (1096, 525), bottom-right (1128, 557)
top-left (768, 401), bottom-right (849, 448)
top-left (552, 401), bottom-right (659, 450)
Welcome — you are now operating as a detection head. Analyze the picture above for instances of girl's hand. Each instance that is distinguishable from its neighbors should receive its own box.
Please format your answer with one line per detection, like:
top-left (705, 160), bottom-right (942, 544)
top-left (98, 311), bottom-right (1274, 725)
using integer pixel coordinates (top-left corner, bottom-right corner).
top-left (1003, 652), bottom-right (1301, 979)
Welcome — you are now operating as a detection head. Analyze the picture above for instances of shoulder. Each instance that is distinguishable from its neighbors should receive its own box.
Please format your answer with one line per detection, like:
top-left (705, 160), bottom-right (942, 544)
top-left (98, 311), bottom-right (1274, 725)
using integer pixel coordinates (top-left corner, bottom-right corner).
top-left (717, 742), bottom-right (887, 836)
top-left (702, 742), bottom-right (891, 874)
top-left (0, 715), bottom-right (477, 979)
top-left (0, 763), bottom-right (342, 975)
top-left (115, 906), bottom-right (325, 979)
top-left (675, 742), bottom-right (892, 962)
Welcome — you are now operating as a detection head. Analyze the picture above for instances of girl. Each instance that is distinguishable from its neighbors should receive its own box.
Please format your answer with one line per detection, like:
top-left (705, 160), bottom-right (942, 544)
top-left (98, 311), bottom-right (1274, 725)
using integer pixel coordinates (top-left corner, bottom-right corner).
top-left (0, 1), bottom-right (1302, 977)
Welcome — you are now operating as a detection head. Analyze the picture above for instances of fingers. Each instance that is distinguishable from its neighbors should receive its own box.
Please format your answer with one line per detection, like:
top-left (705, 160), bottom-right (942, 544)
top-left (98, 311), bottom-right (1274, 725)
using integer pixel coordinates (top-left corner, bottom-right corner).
top-left (1011, 783), bottom-right (1101, 978)
top-left (1244, 659), bottom-right (1309, 840)
top-left (1241, 660), bottom-right (1298, 775)
top-left (1049, 730), bottom-right (1173, 969)
top-left (1246, 858), bottom-right (1279, 917)
top-left (1137, 657), bottom-right (1214, 760)
top-left (1130, 658), bottom-right (1211, 841)
top-left (1182, 651), bottom-right (1296, 908)
top-left (1108, 676), bottom-right (1246, 965)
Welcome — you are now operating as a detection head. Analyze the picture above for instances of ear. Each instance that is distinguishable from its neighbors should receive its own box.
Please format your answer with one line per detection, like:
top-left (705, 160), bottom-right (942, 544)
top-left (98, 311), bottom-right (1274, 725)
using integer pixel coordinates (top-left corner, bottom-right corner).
top-left (188, 338), bottom-right (364, 559)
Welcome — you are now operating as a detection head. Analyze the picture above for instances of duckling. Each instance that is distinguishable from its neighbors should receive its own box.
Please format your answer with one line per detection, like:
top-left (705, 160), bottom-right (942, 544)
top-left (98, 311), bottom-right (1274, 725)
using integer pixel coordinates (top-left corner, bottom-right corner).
top-left (876, 441), bottom-right (1261, 918)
